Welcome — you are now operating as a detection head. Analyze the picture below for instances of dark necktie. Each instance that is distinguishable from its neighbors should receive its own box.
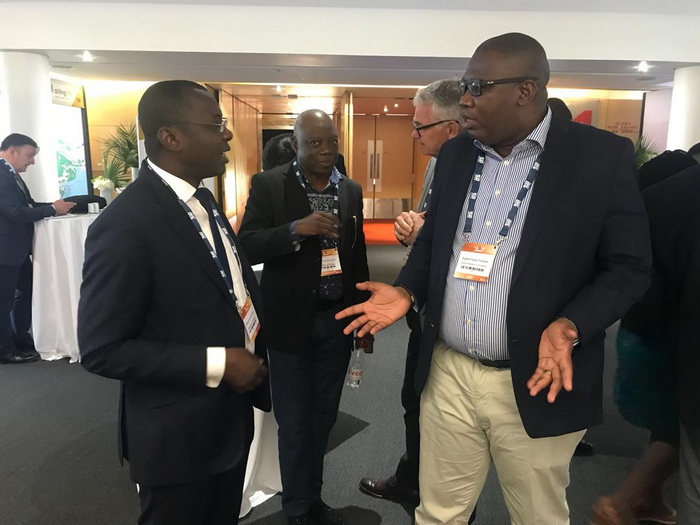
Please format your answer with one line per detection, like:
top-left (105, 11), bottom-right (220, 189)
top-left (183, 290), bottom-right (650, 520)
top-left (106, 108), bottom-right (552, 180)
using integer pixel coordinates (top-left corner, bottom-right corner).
top-left (193, 188), bottom-right (233, 287)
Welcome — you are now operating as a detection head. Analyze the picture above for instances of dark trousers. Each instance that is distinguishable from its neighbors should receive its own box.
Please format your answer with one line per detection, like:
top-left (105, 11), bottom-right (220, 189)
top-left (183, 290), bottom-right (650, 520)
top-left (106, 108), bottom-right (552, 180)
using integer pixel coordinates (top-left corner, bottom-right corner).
top-left (137, 457), bottom-right (248, 525)
top-left (0, 257), bottom-right (33, 354)
top-left (394, 309), bottom-right (422, 490)
top-left (268, 307), bottom-right (352, 517)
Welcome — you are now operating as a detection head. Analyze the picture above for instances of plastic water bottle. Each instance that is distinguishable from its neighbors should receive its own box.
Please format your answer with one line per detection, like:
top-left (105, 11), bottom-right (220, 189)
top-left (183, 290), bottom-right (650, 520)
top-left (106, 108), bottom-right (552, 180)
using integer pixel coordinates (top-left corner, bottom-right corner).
top-left (345, 348), bottom-right (363, 388)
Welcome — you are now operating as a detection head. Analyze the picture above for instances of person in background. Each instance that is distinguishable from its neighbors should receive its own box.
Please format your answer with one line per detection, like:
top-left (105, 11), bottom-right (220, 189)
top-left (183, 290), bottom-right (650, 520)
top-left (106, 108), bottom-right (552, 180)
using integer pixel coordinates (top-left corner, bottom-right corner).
top-left (239, 109), bottom-right (371, 525)
top-left (687, 142), bottom-right (700, 164)
top-left (262, 133), bottom-right (296, 171)
top-left (337, 33), bottom-right (651, 524)
top-left (0, 133), bottom-right (75, 364)
top-left (359, 79), bottom-right (471, 519)
top-left (78, 80), bottom-right (269, 525)
top-left (591, 149), bottom-right (697, 525)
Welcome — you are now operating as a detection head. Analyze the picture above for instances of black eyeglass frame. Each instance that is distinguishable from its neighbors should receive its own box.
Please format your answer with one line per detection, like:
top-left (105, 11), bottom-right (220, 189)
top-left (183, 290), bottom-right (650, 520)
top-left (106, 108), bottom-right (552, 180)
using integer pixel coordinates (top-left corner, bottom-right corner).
top-left (459, 77), bottom-right (538, 97)
top-left (173, 116), bottom-right (229, 133)
top-left (412, 119), bottom-right (457, 138)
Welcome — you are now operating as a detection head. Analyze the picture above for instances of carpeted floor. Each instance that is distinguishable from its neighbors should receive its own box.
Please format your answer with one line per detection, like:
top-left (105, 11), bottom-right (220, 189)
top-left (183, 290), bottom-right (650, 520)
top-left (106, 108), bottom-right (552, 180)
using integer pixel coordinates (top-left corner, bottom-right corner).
top-left (363, 220), bottom-right (400, 246)
top-left (0, 245), bottom-right (672, 525)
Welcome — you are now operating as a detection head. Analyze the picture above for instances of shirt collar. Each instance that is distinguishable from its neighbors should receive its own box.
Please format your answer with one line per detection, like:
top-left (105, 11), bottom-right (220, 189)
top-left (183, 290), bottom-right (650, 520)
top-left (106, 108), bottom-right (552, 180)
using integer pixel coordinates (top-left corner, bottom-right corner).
top-left (147, 158), bottom-right (200, 202)
top-left (0, 157), bottom-right (17, 175)
top-left (474, 106), bottom-right (552, 157)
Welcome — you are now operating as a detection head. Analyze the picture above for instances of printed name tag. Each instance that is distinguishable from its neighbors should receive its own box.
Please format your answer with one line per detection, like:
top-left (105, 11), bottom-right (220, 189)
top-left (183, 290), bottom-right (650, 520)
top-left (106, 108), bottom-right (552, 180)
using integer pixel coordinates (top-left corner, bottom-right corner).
top-left (453, 242), bottom-right (497, 282)
top-left (321, 248), bottom-right (343, 277)
top-left (239, 295), bottom-right (260, 344)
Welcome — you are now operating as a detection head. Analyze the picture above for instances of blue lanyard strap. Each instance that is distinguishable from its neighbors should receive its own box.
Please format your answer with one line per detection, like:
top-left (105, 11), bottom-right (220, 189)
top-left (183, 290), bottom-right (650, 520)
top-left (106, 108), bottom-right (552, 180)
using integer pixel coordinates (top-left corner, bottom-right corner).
top-left (292, 159), bottom-right (341, 219)
top-left (463, 151), bottom-right (541, 242)
top-left (160, 178), bottom-right (246, 306)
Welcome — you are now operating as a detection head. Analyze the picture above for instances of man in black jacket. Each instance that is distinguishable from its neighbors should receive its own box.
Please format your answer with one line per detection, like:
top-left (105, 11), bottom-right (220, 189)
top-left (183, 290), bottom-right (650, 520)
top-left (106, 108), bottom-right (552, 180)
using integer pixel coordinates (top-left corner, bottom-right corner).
top-left (338, 33), bottom-right (651, 524)
top-left (239, 109), bottom-right (371, 525)
top-left (79, 80), bottom-right (269, 525)
top-left (0, 133), bottom-right (74, 364)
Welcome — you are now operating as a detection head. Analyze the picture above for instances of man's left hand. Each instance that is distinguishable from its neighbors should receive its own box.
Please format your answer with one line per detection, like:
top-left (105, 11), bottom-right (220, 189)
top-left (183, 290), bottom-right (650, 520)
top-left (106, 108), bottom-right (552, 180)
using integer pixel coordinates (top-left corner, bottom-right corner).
top-left (526, 318), bottom-right (579, 403)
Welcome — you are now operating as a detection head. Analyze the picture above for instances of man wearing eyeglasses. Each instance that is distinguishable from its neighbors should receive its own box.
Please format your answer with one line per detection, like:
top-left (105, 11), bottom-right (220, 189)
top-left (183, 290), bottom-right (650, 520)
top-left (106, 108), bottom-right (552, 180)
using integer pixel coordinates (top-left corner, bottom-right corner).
top-left (79, 80), bottom-right (269, 525)
top-left (359, 79), bottom-right (472, 514)
top-left (337, 33), bottom-right (651, 524)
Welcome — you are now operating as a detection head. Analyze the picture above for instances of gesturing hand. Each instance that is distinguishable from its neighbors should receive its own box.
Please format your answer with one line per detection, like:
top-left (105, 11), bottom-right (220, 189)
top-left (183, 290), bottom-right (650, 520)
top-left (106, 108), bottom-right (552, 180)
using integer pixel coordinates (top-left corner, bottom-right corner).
top-left (223, 347), bottom-right (268, 393)
top-left (335, 282), bottom-right (412, 337)
top-left (295, 211), bottom-right (340, 238)
top-left (526, 318), bottom-right (579, 403)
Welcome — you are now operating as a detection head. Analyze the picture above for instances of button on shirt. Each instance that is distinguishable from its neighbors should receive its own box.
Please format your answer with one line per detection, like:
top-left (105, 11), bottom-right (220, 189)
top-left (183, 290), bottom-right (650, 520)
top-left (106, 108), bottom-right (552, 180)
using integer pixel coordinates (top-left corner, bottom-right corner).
top-left (148, 159), bottom-right (250, 387)
top-left (439, 108), bottom-right (552, 361)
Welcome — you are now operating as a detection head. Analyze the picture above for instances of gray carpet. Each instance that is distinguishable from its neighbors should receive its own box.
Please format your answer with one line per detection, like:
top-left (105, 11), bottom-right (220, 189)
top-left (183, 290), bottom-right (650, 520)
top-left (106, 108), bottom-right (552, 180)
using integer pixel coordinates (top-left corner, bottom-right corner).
top-left (0, 245), bottom-right (665, 524)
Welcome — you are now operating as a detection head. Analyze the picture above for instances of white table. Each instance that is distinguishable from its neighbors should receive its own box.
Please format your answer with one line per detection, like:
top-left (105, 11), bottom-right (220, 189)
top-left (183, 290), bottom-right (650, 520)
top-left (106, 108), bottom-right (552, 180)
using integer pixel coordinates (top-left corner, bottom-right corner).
top-left (32, 214), bottom-right (280, 514)
top-left (33, 214), bottom-right (97, 362)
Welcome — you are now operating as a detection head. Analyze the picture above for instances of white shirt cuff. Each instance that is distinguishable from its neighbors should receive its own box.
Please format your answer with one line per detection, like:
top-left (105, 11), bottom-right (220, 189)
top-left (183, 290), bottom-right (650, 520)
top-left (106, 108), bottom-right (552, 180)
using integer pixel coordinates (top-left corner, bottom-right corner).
top-left (206, 346), bottom-right (226, 388)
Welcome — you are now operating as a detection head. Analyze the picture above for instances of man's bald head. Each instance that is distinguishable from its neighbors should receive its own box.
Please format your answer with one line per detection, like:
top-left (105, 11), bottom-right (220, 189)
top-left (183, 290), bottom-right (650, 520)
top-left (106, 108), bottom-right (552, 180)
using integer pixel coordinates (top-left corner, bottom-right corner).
top-left (474, 32), bottom-right (550, 89)
top-left (292, 109), bottom-right (339, 178)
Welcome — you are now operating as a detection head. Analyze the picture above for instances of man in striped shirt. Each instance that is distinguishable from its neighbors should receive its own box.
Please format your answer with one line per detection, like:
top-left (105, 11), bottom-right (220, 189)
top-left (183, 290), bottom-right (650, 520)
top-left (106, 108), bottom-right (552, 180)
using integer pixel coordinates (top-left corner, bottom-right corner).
top-left (338, 33), bottom-right (651, 524)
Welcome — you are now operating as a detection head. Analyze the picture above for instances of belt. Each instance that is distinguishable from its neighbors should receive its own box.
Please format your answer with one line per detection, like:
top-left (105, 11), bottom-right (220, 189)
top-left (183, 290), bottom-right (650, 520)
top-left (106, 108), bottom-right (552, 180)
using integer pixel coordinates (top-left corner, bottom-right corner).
top-left (314, 298), bottom-right (343, 311)
top-left (476, 358), bottom-right (511, 369)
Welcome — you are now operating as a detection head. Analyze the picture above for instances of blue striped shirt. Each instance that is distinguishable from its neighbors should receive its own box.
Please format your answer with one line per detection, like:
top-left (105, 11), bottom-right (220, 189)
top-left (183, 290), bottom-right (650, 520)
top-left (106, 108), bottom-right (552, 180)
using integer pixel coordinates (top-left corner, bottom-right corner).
top-left (439, 109), bottom-right (552, 360)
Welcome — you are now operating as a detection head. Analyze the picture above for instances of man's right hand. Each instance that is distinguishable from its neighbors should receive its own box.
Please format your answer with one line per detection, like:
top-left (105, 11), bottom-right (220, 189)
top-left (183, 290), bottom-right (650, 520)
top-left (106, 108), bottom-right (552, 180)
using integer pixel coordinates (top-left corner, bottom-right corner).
top-left (335, 282), bottom-right (412, 336)
top-left (53, 199), bottom-right (76, 216)
top-left (223, 347), bottom-right (268, 393)
top-left (394, 211), bottom-right (415, 243)
top-left (294, 211), bottom-right (340, 238)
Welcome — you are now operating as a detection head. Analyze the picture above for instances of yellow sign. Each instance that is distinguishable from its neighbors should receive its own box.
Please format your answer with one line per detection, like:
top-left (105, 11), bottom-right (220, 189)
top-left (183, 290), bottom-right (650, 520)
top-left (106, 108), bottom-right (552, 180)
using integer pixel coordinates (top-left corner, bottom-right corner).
top-left (51, 78), bottom-right (85, 108)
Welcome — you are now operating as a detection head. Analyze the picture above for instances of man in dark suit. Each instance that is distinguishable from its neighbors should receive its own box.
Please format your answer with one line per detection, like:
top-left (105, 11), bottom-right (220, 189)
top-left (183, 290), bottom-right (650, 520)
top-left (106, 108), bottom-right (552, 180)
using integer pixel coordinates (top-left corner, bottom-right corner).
top-left (636, 163), bottom-right (700, 523)
top-left (78, 80), bottom-right (269, 525)
top-left (338, 33), bottom-right (651, 524)
top-left (239, 109), bottom-right (371, 525)
top-left (0, 133), bottom-right (75, 364)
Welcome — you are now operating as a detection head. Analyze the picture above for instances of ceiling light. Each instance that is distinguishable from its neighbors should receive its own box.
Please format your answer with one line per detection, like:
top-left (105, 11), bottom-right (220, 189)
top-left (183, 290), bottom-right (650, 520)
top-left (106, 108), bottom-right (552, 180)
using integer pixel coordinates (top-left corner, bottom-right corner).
top-left (636, 61), bottom-right (650, 73)
top-left (383, 105), bottom-right (388, 112)
top-left (393, 103), bottom-right (399, 108)
top-left (81, 51), bottom-right (94, 62)
top-left (275, 85), bottom-right (282, 93)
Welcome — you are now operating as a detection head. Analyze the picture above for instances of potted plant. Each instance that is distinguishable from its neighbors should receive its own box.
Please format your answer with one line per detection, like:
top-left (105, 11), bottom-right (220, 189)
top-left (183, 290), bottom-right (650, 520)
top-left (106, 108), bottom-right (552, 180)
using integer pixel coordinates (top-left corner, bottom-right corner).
top-left (92, 158), bottom-right (130, 205)
top-left (102, 123), bottom-right (139, 182)
top-left (634, 135), bottom-right (659, 169)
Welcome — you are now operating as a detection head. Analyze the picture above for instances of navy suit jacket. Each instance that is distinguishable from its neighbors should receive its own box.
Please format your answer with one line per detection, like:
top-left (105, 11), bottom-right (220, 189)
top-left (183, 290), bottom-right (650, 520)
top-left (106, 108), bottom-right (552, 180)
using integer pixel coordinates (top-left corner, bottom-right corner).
top-left (396, 117), bottom-right (652, 438)
top-left (78, 160), bottom-right (270, 486)
top-left (0, 161), bottom-right (55, 266)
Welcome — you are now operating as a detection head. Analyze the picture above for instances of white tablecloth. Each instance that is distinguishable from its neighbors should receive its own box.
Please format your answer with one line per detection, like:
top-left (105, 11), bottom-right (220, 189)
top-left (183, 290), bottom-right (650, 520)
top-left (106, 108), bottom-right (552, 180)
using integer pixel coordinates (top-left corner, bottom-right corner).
top-left (32, 214), bottom-right (280, 513)
top-left (33, 214), bottom-right (96, 362)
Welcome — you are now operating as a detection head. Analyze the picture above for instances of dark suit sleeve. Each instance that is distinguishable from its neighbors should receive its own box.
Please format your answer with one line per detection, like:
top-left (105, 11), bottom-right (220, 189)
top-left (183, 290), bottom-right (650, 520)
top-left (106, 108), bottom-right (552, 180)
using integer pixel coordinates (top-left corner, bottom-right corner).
top-left (238, 173), bottom-right (297, 264)
top-left (558, 139), bottom-right (652, 340)
top-left (0, 175), bottom-right (55, 223)
top-left (78, 215), bottom-right (207, 391)
top-left (349, 182), bottom-right (370, 301)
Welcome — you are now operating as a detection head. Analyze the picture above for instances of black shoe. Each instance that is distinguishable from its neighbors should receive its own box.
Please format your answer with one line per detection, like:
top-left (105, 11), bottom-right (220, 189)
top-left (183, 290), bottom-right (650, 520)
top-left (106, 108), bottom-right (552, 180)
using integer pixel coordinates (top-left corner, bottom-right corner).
top-left (359, 475), bottom-right (419, 506)
top-left (308, 499), bottom-right (344, 525)
top-left (287, 515), bottom-right (316, 525)
top-left (574, 439), bottom-right (594, 457)
top-left (18, 346), bottom-right (40, 359)
top-left (0, 351), bottom-right (40, 364)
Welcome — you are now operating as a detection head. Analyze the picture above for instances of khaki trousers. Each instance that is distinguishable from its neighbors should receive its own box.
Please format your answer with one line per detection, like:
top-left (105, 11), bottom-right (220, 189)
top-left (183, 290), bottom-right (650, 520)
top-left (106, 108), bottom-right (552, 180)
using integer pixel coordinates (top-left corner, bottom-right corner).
top-left (415, 340), bottom-right (585, 525)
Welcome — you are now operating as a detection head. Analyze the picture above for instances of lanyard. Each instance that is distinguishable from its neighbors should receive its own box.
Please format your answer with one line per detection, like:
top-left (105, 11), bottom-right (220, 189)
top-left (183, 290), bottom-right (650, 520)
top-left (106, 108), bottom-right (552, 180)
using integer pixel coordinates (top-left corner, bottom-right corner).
top-left (421, 187), bottom-right (433, 212)
top-left (0, 158), bottom-right (26, 195)
top-left (160, 178), bottom-right (246, 306)
top-left (292, 158), bottom-right (341, 220)
top-left (463, 151), bottom-right (541, 242)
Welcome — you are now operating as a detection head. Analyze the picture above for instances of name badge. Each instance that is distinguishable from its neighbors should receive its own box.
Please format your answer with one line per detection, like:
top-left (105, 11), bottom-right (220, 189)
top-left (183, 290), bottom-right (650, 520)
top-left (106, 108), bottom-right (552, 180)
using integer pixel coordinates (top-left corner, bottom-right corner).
top-left (239, 295), bottom-right (260, 344)
top-left (321, 248), bottom-right (343, 277)
top-left (453, 242), bottom-right (497, 282)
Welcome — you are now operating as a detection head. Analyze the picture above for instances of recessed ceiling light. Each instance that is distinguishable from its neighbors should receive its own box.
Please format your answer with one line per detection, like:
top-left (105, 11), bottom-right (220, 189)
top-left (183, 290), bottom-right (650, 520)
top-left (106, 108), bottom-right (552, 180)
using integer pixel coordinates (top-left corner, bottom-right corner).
top-left (275, 85), bottom-right (282, 93)
top-left (81, 51), bottom-right (94, 62)
top-left (393, 103), bottom-right (399, 108)
top-left (383, 105), bottom-right (388, 112)
top-left (636, 61), bottom-right (650, 73)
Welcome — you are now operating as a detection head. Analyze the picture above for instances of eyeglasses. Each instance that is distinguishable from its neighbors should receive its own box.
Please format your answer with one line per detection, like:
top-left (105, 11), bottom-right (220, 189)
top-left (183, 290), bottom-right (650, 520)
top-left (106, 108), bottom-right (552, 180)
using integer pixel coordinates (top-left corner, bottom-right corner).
top-left (413, 120), bottom-right (455, 138)
top-left (459, 77), bottom-right (538, 97)
top-left (175, 116), bottom-right (228, 133)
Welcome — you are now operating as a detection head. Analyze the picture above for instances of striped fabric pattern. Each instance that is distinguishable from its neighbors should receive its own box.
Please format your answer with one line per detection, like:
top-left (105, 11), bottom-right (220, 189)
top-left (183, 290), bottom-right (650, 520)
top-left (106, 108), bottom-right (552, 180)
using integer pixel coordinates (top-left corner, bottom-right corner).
top-left (439, 109), bottom-right (552, 361)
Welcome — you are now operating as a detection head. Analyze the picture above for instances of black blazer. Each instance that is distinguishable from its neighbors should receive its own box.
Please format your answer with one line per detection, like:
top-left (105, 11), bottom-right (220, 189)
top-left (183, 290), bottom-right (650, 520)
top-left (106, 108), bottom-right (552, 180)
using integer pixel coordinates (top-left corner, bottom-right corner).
top-left (78, 161), bottom-right (270, 486)
top-left (633, 165), bottom-right (700, 430)
top-left (396, 117), bottom-right (652, 438)
top-left (0, 161), bottom-right (55, 266)
top-left (238, 162), bottom-right (369, 354)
